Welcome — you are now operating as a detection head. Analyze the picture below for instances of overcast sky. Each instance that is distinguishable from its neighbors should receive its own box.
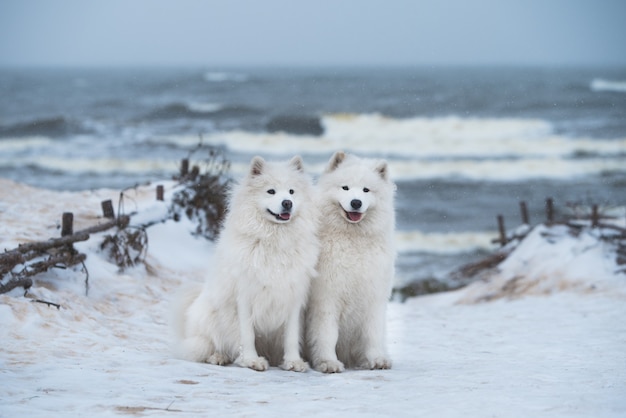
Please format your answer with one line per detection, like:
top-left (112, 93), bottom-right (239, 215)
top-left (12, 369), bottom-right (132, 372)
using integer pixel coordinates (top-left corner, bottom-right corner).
top-left (1, 0), bottom-right (625, 67)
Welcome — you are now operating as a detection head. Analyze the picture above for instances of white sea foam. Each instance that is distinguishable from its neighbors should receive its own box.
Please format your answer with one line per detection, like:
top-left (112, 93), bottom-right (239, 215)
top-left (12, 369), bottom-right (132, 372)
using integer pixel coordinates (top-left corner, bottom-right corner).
top-left (395, 230), bottom-right (496, 254)
top-left (187, 101), bottom-right (223, 113)
top-left (0, 136), bottom-right (55, 151)
top-left (203, 71), bottom-right (248, 83)
top-left (225, 157), bottom-right (622, 182)
top-left (1, 156), bottom-right (178, 175)
top-left (22, 153), bottom-right (621, 183)
top-left (590, 78), bottom-right (626, 93)
top-left (387, 157), bottom-right (624, 181)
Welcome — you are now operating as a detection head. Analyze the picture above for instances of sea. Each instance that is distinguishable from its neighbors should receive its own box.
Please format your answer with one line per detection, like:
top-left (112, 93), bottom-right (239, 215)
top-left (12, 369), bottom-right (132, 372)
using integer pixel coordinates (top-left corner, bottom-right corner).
top-left (1, 66), bottom-right (625, 292)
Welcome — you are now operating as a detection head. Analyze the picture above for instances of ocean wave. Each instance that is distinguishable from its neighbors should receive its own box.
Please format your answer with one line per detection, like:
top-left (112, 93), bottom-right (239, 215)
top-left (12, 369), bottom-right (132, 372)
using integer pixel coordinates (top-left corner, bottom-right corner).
top-left (0, 116), bottom-right (93, 138)
top-left (0, 156), bottom-right (178, 175)
top-left (3, 113), bottom-right (624, 184)
top-left (266, 115), bottom-right (324, 136)
top-left (168, 114), bottom-right (626, 160)
top-left (203, 72), bottom-right (248, 83)
top-left (187, 101), bottom-right (223, 113)
top-left (395, 230), bottom-right (496, 254)
top-left (143, 102), bottom-right (259, 121)
top-left (225, 157), bottom-right (624, 182)
top-left (386, 157), bottom-right (625, 182)
top-left (590, 78), bottom-right (626, 93)
top-left (3, 154), bottom-right (620, 183)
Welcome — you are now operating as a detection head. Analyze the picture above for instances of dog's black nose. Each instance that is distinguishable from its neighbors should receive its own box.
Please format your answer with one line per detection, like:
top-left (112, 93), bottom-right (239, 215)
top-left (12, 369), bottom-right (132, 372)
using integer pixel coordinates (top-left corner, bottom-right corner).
top-left (282, 199), bottom-right (293, 210)
top-left (351, 199), bottom-right (362, 209)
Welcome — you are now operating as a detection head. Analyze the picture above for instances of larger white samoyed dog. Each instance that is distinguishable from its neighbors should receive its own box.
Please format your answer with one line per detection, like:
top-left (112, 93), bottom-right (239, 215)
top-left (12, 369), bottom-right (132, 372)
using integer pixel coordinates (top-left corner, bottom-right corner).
top-left (172, 156), bottom-right (319, 372)
top-left (306, 151), bottom-right (396, 373)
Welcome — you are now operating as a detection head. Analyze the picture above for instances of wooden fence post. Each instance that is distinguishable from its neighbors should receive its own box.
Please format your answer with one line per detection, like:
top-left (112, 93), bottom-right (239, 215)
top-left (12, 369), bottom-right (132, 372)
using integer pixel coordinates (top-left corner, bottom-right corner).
top-left (591, 205), bottom-right (599, 228)
top-left (61, 212), bottom-right (74, 236)
top-left (497, 215), bottom-right (506, 247)
top-left (545, 198), bottom-right (554, 224)
top-left (519, 201), bottom-right (529, 225)
top-left (156, 185), bottom-right (164, 201)
top-left (190, 165), bottom-right (200, 180)
top-left (181, 159), bottom-right (189, 177)
top-left (101, 200), bottom-right (115, 219)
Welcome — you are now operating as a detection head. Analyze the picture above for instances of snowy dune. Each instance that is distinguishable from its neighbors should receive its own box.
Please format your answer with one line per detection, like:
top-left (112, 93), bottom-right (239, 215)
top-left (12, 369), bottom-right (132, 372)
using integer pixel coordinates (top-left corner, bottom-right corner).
top-left (1, 179), bottom-right (625, 417)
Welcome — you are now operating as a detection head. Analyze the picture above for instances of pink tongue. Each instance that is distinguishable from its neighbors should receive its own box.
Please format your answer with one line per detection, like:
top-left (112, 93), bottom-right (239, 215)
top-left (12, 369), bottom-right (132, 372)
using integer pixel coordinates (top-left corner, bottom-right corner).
top-left (347, 212), bottom-right (362, 222)
top-left (279, 212), bottom-right (291, 220)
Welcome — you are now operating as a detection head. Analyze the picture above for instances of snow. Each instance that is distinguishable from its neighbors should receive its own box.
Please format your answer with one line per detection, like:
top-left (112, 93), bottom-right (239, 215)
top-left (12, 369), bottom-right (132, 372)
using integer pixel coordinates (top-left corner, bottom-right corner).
top-left (1, 178), bottom-right (625, 417)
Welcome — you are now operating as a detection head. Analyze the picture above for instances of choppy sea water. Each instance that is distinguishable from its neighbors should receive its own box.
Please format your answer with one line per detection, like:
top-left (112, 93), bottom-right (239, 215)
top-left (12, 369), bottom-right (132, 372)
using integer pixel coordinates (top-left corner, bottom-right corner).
top-left (1, 66), bottom-right (625, 290)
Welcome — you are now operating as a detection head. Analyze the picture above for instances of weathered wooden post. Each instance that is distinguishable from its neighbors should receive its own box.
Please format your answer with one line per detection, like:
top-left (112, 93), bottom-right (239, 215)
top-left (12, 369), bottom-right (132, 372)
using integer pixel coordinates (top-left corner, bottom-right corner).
top-left (156, 185), bottom-right (164, 201)
top-left (519, 201), bottom-right (529, 225)
top-left (181, 158), bottom-right (189, 177)
top-left (497, 215), bottom-right (507, 247)
top-left (101, 199), bottom-right (115, 219)
top-left (190, 165), bottom-right (200, 180)
top-left (545, 198), bottom-right (554, 224)
top-left (591, 204), bottom-right (599, 228)
top-left (61, 212), bottom-right (74, 236)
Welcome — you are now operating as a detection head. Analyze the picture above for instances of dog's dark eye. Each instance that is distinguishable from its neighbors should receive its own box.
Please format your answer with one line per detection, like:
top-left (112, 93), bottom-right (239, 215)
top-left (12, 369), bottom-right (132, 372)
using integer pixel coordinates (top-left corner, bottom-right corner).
top-left (342, 186), bottom-right (349, 191)
top-left (267, 189), bottom-right (276, 195)
top-left (289, 189), bottom-right (294, 195)
top-left (363, 187), bottom-right (370, 193)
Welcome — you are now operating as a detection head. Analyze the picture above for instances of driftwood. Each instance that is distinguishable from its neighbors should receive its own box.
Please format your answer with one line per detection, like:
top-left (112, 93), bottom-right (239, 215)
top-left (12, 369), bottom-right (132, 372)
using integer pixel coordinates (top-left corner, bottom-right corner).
top-left (32, 299), bottom-right (61, 309)
top-left (16, 233), bottom-right (89, 254)
top-left (454, 251), bottom-right (510, 278)
top-left (0, 217), bottom-right (128, 282)
top-left (1, 246), bottom-right (88, 295)
top-left (0, 277), bottom-right (33, 295)
top-left (76, 215), bottom-right (130, 236)
top-left (0, 214), bottom-right (130, 295)
top-left (20, 252), bottom-right (87, 279)
top-left (0, 252), bottom-right (26, 276)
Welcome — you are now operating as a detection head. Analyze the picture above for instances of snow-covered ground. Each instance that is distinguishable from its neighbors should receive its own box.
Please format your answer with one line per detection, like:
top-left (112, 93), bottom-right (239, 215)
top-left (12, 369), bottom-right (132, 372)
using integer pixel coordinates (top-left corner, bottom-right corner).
top-left (1, 179), bottom-right (625, 417)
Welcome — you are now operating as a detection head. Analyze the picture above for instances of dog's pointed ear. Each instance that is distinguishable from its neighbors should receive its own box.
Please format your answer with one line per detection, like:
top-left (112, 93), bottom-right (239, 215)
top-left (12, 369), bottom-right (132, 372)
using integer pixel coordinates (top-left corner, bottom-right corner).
top-left (250, 156), bottom-right (265, 176)
top-left (375, 160), bottom-right (389, 181)
top-left (326, 151), bottom-right (346, 173)
top-left (289, 155), bottom-right (304, 172)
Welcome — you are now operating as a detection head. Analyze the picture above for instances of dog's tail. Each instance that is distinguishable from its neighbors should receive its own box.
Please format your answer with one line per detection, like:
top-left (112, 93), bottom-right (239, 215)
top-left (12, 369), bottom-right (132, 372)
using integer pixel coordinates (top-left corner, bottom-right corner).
top-left (169, 283), bottom-right (202, 341)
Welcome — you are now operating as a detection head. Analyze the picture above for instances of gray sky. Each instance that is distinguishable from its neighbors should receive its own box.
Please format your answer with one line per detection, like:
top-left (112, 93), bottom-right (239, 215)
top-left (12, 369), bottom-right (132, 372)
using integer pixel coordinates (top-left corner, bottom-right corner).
top-left (1, 0), bottom-right (625, 67)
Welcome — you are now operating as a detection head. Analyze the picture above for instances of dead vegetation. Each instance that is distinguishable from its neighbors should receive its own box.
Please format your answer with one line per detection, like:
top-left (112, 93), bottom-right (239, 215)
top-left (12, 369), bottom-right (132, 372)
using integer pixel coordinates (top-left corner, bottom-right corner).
top-left (169, 144), bottom-right (231, 241)
top-left (100, 228), bottom-right (149, 270)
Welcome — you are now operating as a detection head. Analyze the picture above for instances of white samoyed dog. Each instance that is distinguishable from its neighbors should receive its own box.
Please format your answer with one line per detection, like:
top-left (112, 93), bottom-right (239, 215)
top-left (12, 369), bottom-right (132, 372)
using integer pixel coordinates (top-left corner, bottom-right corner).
top-left (306, 151), bottom-right (396, 373)
top-left (172, 156), bottom-right (319, 372)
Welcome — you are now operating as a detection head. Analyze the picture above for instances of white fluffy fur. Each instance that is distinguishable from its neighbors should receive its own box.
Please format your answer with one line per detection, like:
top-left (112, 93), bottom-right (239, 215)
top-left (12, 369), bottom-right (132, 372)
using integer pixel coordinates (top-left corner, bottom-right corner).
top-left (172, 156), bottom-right (319, 372)
top-left (306, 151), bottom-right (396, 373)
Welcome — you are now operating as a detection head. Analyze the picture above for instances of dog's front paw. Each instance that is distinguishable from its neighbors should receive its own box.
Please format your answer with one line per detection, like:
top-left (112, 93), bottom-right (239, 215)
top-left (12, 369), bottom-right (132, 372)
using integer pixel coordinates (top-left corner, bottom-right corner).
top-left (366, 356), bottom-right (392, 370)
top-left (280, 359), bottom-right (309, 373)
top-left (207, 352), bottom-right (229, 366)
top-left (237, 356), bottom-right (269, 372)
top-left (315, 359), bottom-right (345, 374)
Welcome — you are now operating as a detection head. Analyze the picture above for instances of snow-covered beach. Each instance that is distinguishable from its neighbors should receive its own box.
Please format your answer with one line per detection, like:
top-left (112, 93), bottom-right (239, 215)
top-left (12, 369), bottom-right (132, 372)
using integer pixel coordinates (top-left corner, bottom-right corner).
top-left (1, 178), bottom-right (625, 417)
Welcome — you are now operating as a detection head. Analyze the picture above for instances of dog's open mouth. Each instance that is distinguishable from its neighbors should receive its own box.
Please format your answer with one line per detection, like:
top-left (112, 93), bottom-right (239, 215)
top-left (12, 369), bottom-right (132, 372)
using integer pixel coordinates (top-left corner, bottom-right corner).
top-left (267, 209), bottom-right (291, 221)
top-left (344, 211), bottom-right (363, 223)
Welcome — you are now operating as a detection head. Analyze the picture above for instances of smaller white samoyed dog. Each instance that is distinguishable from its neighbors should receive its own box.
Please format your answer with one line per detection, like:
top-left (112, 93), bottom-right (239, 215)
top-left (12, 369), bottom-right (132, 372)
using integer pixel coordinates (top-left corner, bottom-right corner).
top-left (306, 151), bottom-right (396, 373)
top-left (172, 156), bottom-right (319, 372)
